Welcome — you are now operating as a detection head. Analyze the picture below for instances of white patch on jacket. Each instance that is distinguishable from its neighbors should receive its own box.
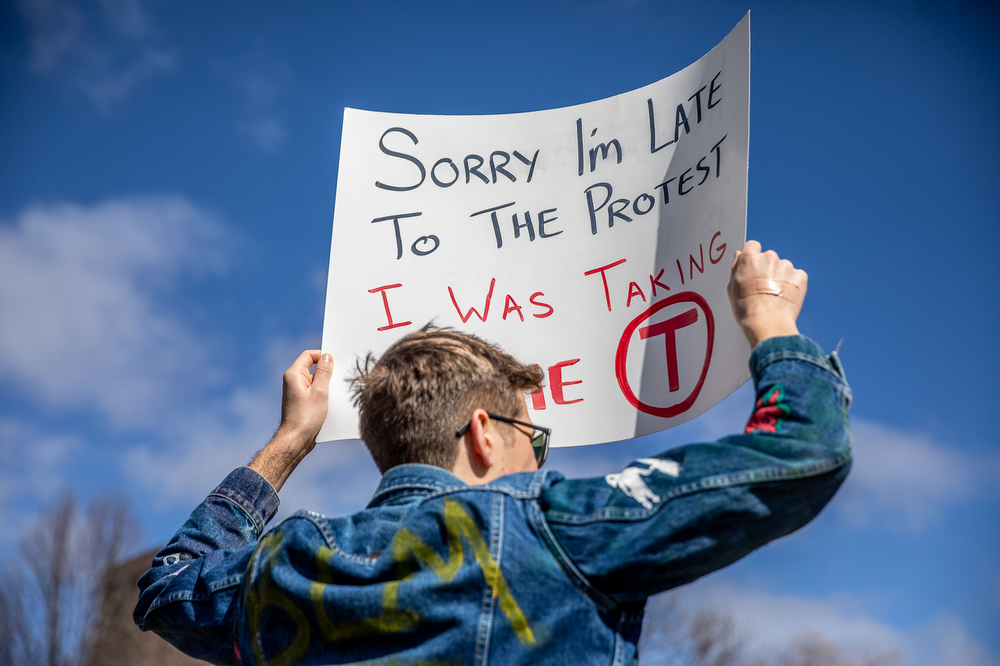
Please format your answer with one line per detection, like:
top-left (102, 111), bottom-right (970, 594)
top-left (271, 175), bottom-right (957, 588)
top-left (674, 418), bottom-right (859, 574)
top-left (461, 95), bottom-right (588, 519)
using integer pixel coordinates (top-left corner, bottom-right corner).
top-left (605, 458), bottom-right (682, 509)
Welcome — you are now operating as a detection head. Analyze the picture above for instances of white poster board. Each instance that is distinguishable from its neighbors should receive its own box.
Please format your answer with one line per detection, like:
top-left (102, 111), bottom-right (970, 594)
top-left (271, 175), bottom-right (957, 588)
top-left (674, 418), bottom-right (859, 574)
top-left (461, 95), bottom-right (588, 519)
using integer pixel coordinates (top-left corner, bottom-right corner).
top-left (320, 14), bottom-right (750, 447)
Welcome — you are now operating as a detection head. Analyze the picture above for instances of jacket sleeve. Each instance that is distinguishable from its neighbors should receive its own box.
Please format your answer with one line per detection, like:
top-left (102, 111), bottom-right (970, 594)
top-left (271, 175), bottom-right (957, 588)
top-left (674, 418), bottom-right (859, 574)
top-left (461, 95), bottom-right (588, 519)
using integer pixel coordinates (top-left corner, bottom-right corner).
top-left (133, 466), bottom-right (280, 665)
top-left (538, 335), bottom-right (852, 607)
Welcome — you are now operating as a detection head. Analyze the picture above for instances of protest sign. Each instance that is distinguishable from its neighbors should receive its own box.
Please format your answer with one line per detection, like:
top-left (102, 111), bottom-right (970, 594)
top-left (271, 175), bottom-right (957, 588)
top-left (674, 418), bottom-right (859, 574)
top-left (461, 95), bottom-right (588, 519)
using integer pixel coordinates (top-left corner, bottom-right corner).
top-left (319, 14), bottom-right (750, 447)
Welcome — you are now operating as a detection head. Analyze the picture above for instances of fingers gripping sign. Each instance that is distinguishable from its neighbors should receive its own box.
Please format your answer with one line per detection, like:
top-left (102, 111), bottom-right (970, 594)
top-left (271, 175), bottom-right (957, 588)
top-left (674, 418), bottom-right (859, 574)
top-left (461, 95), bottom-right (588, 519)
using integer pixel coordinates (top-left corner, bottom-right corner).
top-left (282, 350), bottom-right (335, 443)
top-left (250, 351), bottom-right (334, 493)
top-left (727, 241), bottom-right (807, 348)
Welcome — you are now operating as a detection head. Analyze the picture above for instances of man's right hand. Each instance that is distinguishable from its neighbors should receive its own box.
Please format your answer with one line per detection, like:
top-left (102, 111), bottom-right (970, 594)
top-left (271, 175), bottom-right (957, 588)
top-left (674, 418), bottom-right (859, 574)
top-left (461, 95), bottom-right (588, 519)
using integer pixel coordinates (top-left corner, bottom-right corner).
top-left (249, 351), bottom-right (334, 492)
top-left (279, 350), bottom-right (335, 443)
top-left (727, 241), bottom-right (807, 348)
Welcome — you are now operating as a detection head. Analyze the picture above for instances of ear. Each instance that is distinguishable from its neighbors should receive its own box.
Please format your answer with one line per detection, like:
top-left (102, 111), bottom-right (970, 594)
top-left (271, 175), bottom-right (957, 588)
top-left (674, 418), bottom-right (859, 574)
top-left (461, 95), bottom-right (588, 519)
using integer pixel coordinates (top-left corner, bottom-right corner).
top-left (464, 408), bottom-right (497, 469)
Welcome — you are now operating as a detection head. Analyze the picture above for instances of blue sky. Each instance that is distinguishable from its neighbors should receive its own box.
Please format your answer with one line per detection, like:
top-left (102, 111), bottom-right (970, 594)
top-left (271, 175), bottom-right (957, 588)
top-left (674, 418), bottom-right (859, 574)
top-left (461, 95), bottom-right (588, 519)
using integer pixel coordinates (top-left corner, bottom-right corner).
top-left (0, 1), bottom-right (997, 664)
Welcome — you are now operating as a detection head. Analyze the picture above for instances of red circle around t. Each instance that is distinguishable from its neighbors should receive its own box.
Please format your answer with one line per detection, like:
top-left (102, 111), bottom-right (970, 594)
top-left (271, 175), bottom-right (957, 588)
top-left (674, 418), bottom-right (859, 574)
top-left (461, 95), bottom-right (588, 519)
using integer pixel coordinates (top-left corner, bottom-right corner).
top-left (615, 291), bottom-right (715, 418)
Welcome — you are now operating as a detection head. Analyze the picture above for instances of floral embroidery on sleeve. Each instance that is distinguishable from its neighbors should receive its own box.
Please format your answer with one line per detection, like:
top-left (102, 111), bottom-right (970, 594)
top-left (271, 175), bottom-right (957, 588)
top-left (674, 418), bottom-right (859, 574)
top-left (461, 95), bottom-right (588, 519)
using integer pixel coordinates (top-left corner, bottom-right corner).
top-left (745, 384), bottom-right (790, 434)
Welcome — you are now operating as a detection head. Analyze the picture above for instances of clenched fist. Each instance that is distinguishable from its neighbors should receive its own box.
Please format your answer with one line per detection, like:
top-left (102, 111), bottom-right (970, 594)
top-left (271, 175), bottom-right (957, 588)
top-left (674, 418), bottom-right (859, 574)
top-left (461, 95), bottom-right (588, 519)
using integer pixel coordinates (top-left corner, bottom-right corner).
top-left (727, 241), bottom-right (807, 348)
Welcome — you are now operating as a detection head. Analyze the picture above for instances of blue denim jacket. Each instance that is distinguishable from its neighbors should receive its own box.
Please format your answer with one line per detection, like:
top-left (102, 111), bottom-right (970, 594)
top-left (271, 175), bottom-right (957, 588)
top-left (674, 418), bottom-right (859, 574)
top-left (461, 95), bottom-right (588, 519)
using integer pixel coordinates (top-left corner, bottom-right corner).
top-left (135, 336), bottom-right (852, 665)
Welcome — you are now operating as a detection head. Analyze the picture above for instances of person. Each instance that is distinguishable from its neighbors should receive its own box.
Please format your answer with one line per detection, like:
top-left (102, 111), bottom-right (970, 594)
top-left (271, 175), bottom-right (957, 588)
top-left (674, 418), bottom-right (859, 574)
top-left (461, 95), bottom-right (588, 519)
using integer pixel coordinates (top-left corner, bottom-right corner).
top-left (134, 241), bottom-right (852, 665)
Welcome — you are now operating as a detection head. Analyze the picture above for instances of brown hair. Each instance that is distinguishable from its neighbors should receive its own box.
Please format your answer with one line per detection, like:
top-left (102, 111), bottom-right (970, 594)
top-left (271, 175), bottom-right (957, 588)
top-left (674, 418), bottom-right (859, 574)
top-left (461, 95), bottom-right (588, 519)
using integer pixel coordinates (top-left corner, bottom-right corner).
top-left (350, 325), bottom-right (543, 473)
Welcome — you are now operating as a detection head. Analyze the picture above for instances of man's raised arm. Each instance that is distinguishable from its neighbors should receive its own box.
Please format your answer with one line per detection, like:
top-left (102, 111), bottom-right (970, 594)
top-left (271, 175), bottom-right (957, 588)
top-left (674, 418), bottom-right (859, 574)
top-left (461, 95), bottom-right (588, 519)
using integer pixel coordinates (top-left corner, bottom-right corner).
top-left (248, 350), bottom-right (334, 491)
top-left (133, 351), bottom-right (333, 663)
top-left (539, 241), bottom-right (852, 604)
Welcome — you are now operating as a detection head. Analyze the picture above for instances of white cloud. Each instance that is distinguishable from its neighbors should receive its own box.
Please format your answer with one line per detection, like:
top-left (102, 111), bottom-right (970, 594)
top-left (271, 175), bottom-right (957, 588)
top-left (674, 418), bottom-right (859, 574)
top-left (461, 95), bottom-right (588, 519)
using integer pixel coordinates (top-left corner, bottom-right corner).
top-left (645, 580), bottom-right (1000, 666)
top-left (119, 334), bottom-right (302, 505)
top-left (119, 333), bottom-right (380, 522)
top-left (0, 197), bottom-right (227, 427)
top-left (916, 616), bottom-right (1000, 666)
top-left (0, 418), bottom-right (86, 553)
top-left (834, 418), bottom-right (999, 532)
top-left (666, 581), bottom-right (908, 656)
top-left (238, 115), bottom-right (287, 153)
top-left (17, 0), bottom-right (175, 109)
top-left (216, 56), bottom-right (293, 153)
top-left (0, 195), bottom-right (364, 548)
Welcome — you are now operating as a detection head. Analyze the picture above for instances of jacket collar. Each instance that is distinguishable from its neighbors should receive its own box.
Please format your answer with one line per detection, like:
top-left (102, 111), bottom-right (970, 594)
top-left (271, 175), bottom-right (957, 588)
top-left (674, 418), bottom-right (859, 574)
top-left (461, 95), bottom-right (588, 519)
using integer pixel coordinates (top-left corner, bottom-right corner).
top-left (367, 463), bottom-right (468, 508)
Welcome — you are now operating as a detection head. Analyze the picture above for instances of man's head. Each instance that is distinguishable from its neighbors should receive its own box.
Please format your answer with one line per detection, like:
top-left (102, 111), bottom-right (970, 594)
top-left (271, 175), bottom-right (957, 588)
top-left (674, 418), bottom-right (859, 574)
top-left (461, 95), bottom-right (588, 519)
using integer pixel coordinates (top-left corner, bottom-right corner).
top-left (350, 325), bottom-right (543, 475)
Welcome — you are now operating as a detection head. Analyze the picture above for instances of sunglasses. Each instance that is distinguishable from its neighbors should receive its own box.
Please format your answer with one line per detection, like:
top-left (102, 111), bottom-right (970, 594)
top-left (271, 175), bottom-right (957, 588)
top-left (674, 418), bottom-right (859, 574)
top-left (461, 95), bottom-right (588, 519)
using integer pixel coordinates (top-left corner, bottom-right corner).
top-left (455, 413), bottom-right (551, 468)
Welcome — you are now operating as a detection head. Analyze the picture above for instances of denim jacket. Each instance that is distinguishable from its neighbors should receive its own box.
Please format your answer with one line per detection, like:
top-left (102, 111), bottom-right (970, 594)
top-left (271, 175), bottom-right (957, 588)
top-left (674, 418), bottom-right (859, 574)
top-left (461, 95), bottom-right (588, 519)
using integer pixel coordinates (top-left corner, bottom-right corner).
top-left (134, 336), bottom-right (852, 666)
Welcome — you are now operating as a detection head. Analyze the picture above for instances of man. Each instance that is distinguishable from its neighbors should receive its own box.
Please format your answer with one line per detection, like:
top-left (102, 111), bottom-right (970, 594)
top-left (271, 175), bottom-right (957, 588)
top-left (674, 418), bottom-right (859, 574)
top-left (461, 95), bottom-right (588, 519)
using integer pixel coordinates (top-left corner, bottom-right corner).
top-left (134, 242), bottom-right (852, 665)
